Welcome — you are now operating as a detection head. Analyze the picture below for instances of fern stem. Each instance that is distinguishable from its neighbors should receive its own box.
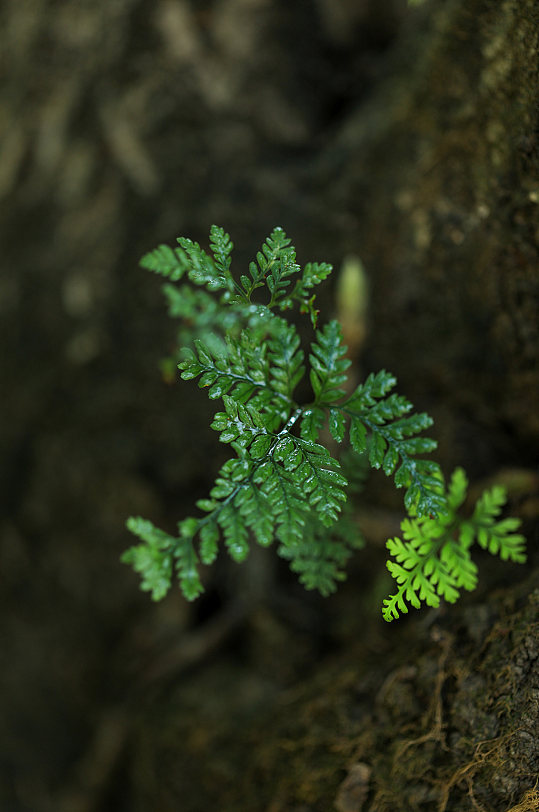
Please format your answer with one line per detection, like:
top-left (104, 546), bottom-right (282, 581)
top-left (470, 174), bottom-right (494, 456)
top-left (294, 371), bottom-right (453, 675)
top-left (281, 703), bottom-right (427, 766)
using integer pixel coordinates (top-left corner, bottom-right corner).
top-left (280, 407), bottom-right (303, 434)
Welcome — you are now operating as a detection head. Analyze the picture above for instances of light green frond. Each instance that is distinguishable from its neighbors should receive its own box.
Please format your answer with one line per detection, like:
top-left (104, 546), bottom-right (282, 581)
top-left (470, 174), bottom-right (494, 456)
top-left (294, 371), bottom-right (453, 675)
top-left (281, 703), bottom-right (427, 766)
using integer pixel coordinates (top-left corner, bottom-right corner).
top-left (472, 486), bottom-right (526, 562)
top-left (383, 469), bottom-right (525, 621)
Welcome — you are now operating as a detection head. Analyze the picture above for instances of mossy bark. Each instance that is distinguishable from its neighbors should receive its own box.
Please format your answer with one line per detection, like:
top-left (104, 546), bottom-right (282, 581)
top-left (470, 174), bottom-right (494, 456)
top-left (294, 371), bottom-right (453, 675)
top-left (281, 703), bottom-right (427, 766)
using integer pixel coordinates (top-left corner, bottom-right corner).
top-left (321, 0), bottom-right (539, 475)
top-left (125, 577), bottom-right (539, 811)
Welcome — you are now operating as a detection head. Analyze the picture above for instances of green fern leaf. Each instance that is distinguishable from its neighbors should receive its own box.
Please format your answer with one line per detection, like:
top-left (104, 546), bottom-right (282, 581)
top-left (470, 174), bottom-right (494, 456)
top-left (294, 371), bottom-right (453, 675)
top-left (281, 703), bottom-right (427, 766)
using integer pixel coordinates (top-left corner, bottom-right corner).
top-left (241, 227), bottom-right (298, 304)
top-left (180, 334), bottom-right (273, 409)
top-left (309, 320), bottom-right (351, 407)
top-left (209, 224), bottom-right (234, 278)
top-left (175, 236), bottom-right (231, 292)
top-left (300, 407), bottom-right (326, 441)
top-left (175, 521), bottom-right (205, 600)
top-left (472, 486), bottom-right (526, 562)
top-left (217, 504), bottom-right (250, 562)
top-left (122, 517), bottom-right (174, 600)
top-left (235, 482), bottom-right (275, 547)
top-left (279, 511), bottom-right (363, 596)
top-left (279, 261), bottom-right (333, 326)
top-left (382, 468), bottom-right (525, 621)
top-left (126, 226), bottom-right (526, 612)
top-left (198, 519), bottom-right (220, 564)
top-left (257, 459), bottom-right (309, 547)
top-left (328, 407), bottom-right (346, 442)
top-left (446, 465), bottom-right (468, 512)
top-left (293, 438), bottom-right (348, 526)
top-left (140, 244), bottom-right (189, 281)
top-left (334, 371), bottom-right (443, 517)
top-left (210, 395), bottom-right (276, 447)
top-left (268, 318), bottom-right (305, 400)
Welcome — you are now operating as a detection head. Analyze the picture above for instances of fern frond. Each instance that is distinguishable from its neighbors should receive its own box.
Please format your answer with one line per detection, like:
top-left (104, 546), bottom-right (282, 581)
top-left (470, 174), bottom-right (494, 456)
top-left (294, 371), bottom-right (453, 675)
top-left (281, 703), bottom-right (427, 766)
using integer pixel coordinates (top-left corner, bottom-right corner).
top-left (162, 284), bottom-right (238, 362)
top-left (309, 320), bottom-right (351, 406)
top-left (382, 518), bottom-right (461, 621)
top-left (171, 423), bottom-right (348, 588)
top-left (298, 439), bottom-right (348, 525)
top-left (178, 316), bottom-right (303, 418)
top-left (128, 400), bottom-right (348, 599)
top-left (279, 261), bottom-right (333, 326)
top-left (122, 518), bottom-right (174, 600)
top-left (382, 468), bottom-right (525, 621)
top-left (238, 227), bottom-right (297, 303)
top-left (338, 370), bottom-right (443, 517)
top-left (297, 330), bottom-right (441, 517)
top-left (127, 226), bottom-right (526, 613)
top-left (278, 503), bottom-right (364, 596)
top-left (243, 228), bottom-right (332, 323)
top-left (216, 503), bottom-right (250, 562)
top-left (300, 407), bottom-right (326, 442)
top-left (124, 517), bottom-right (203, 601)
top-left (140, 244), bottom-right (189, 281)
top-left (209, 224), bottom-right (234, 278)
top-left (280, 525), bottom-right (355, 596)
top-left (299, 320), bottom-right (351, 441)
top-left (234, 480), bottom-right (275, 547)
top-left (255, 458), bottom-right (310, 547)
top-left (273, 435), bottom-right (348, 526)
top-left (267, 318), bottom-right (305, 401)
top-left (174, 235), bottom-right (232, 293)
top-left (471, 485), bottom-right (527, 562)
top-left (179, 334), bottom-right (276, 411)
top-left (210, 394), bottom-right (277, 447)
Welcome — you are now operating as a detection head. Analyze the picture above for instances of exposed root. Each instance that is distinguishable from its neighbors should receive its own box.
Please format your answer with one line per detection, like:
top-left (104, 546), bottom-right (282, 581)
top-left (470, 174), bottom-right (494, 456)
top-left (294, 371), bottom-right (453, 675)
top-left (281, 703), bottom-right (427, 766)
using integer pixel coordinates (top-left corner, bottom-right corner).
top-left (437, 731), bottom-right (523, 812)
top-left (504, 783), bottom-right (539, 812)
top-left (392, 629), bottom-right (452, 768)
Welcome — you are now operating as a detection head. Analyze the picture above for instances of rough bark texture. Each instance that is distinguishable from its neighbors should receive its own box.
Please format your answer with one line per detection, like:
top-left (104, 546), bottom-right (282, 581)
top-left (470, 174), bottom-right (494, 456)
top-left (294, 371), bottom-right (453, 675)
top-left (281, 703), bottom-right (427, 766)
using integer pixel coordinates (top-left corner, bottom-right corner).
top-left (1, 1), bottom-right (537, 811)
top-left (323, 0), bottom-right (539, 475)
top-left (125, 576), bottom-right (539, 811)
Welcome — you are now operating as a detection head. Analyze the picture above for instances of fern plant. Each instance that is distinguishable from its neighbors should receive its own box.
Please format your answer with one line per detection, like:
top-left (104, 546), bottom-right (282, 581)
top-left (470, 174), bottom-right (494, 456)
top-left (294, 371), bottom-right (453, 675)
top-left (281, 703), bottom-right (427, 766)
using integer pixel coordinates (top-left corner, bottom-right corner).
top-left (382, 468), bottom-right (526, 621)
top-left (124, 226), bottom-right (526, 619)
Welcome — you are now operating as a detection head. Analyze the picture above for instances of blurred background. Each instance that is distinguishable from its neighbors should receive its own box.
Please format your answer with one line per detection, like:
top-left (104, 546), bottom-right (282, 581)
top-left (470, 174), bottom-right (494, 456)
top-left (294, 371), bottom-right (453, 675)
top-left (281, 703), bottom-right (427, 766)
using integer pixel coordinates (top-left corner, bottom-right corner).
top-left (1, 1), bottom-right (538, 810)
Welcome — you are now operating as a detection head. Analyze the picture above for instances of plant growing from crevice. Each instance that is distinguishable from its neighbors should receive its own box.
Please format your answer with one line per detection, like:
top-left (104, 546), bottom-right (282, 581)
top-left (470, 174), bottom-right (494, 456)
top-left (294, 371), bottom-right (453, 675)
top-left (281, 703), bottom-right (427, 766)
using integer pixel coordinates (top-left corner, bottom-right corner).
top-left (124, 226), bottom-right (526, 620)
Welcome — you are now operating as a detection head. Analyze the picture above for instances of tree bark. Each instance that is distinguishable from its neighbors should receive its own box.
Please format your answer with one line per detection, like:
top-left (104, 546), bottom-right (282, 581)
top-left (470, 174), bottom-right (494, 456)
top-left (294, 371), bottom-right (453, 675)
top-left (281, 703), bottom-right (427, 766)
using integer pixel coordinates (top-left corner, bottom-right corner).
top-left (1, 2), bottom-right (537, 811)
